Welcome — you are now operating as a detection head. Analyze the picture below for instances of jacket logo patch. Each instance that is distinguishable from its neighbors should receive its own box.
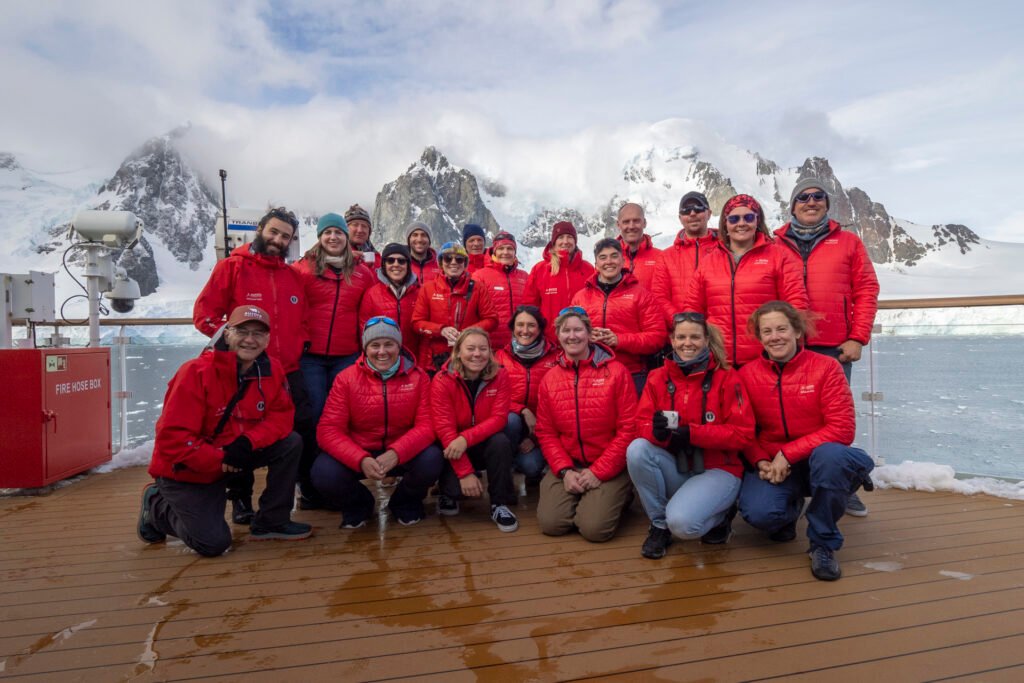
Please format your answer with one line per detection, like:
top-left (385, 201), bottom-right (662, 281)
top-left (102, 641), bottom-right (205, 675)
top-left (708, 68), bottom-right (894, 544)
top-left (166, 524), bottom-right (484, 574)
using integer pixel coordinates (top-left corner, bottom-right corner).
top-left (544, 287), bottom-right (559, 295)
top-left (799, 384), bottom-right (816, 394)
top-left (622, 294), bottom-right (635, 300)
top-left (399, 383), bottom-right (415, 391)
top-left (256, 401), bottom-right (265, 411)
top-left (592, 378), bottom-right (606, 386)
top-left (704, 411), bottom-right (716, 423)
top-left (494, 286), bottom-right (505, 291)
top-left (754, 258), bottom-right (769, 265)
top-left (485, 388), bottom-right (498, 397)
top-left (246, 292), bottom-right (263, 301)
top-left (825, 239), bottom-right (839, 244)
top-left (290, 295), bottom-right (299, 304)
top-left (432, 293), bottom-right (445, 301)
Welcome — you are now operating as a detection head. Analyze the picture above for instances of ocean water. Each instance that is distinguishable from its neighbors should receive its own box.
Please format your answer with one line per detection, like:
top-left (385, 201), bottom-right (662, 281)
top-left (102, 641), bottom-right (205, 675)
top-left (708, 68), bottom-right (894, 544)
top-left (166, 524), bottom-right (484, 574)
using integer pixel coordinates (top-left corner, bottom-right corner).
top-left (113, 335), bottom-right (1024, 480)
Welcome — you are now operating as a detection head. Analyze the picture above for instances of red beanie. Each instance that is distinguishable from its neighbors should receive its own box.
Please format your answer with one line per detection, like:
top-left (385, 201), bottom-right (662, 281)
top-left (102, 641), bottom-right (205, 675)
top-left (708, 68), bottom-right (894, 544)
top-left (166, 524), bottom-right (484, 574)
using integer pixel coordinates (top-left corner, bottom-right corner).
top-left (549, 221), bottom-right (577, 247)
top-left (722, 194), bottom-right (762, 217)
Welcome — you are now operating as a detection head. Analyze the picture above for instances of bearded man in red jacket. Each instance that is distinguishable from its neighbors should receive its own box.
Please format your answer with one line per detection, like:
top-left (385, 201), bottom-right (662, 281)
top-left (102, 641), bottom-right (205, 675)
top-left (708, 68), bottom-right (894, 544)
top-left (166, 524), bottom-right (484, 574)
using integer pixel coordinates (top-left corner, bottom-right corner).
top-left (138, 306), bottom-right (312, 556)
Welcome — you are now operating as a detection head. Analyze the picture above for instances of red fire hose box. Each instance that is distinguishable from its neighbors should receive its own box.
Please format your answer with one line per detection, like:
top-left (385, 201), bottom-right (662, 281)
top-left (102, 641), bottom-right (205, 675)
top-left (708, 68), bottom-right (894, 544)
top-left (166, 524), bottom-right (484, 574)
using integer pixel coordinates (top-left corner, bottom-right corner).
top-left (0, 348), bottom-right (112, 488)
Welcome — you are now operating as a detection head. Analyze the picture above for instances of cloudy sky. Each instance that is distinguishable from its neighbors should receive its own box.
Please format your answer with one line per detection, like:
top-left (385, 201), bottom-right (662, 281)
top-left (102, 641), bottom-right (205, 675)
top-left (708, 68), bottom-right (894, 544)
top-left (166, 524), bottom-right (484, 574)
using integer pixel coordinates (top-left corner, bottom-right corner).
top-left (2, 0), bottom-right (1022, 240)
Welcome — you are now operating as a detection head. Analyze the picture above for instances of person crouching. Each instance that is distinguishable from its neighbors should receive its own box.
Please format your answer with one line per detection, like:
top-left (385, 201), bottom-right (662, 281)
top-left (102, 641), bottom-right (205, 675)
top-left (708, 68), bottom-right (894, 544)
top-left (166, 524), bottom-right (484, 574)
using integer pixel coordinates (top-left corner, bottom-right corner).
top-left (138, 305), bottom-right (312, 556)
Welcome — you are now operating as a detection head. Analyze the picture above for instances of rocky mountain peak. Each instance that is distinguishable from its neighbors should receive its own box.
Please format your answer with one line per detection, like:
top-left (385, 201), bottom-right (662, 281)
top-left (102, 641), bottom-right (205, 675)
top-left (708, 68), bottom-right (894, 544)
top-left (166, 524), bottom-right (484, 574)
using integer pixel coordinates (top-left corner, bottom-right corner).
top-left (0, 152), bottom-right (19, 170)
top-left (372, 147), bottom-right (500, 247)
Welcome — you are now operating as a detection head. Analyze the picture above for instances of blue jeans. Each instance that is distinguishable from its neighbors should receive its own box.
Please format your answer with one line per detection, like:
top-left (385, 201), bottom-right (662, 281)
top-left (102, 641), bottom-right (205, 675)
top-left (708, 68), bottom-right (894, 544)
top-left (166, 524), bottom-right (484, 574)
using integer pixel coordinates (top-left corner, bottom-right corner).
top-left (625, 438), bottom-right (741, 538)
top-left (310, 445), bottom-right (443, 523)
top-left (738, 442), bottom-right (874, 550)
top-left (301, 352), bottom-right (359, 422)
top-left (503, 412), bottom-right (546, 480)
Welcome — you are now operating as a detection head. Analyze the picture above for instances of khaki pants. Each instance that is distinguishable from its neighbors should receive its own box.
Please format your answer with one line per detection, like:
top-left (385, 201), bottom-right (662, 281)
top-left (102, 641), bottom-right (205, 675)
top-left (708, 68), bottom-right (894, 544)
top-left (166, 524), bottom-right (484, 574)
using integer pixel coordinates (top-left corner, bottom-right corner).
top-left (536, 470), bottom-right (632, 542)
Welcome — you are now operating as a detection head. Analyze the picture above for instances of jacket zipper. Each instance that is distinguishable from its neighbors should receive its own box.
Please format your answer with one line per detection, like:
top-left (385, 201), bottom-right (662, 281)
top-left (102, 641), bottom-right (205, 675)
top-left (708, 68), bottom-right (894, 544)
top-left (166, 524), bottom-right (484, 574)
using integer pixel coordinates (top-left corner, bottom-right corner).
top-left (774, 364), bottom-right (791, 440)
top-left (324, 275), bottom-right (341, 354)
top-left (459, 377), bottom-right (480, 426)
top-left (573, 364), bottom-right (585, 463)
top-left (729, 258), bottom-right (739, 362)
top-left (381, 380), bottom-right (389, 450)
top-left (505, 270), bottom-right (514, 312)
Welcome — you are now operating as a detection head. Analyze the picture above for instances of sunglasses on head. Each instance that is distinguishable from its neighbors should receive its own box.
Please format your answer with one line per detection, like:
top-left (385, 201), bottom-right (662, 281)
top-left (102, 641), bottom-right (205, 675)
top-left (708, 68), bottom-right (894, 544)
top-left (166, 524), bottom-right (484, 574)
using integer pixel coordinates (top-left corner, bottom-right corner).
top-left (672, 311), bottom-right (706, 325)
top-left (365, 315), bottom-right (399, 329)
top-left (795, 191), bottom-right (827, 203)
top-left (726, 213), bottom-right (758, 225)
top-left (558, 305), bottom-right (588, 317)
top-left (679, 206), bottom-right (707, 216)
top-left (384, 256), bottom-right (408, 265)
top-left (442, 255), bottom-right (467, 264)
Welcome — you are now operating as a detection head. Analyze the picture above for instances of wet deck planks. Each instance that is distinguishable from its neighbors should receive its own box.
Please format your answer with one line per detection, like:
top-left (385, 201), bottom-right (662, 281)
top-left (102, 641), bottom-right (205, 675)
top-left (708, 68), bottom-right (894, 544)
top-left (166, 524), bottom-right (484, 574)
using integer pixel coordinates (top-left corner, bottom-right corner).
top-left (1, 467), bottom-right (1023, 681)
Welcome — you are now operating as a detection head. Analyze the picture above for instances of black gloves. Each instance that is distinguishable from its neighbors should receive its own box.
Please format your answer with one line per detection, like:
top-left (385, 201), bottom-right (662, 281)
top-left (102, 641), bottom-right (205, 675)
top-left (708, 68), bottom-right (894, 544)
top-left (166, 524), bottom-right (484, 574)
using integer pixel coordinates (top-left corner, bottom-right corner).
top-left (222, 435), bottom-right (253, 468)
top-left (668, 425), bottom-right (691, 452)
top-left (652, 414), bottom-right (691, 445)
top-left (652, 413), bottom-right (670, 441)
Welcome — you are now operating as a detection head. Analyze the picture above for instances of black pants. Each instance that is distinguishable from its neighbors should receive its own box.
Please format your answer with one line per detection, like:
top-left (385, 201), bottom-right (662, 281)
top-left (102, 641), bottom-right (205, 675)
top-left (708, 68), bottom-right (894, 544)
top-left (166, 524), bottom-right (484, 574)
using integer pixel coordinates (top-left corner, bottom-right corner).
top-left (227, 369), bottom-right (315, 501)
top-left (152, 432), bottom-right (301, 555)
top-left (438, 433), bottom-right (517, 506)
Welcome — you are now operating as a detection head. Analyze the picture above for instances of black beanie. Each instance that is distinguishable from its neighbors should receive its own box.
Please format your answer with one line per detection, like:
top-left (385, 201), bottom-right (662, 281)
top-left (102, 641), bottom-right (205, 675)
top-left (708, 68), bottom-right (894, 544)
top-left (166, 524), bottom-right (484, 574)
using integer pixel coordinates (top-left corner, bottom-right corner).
top-left (382, 243), bottom-right (411, 261)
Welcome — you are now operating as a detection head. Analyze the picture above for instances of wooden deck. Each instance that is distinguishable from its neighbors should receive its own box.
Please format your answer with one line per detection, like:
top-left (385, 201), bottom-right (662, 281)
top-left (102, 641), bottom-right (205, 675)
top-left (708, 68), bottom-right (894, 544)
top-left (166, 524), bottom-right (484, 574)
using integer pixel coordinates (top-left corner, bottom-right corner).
top-left (1, 468), bottom-right (1023, 682)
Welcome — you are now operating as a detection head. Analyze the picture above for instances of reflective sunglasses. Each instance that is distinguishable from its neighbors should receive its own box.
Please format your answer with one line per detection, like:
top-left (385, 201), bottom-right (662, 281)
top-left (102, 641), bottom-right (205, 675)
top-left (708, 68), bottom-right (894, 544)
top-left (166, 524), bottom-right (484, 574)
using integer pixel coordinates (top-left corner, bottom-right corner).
top-left (794, 191), bottom-right (827, 203)
top-left (384, 256), bottom-right (408, 265)
top-left (672, 311), bottom-right (706, 325)
top-left (558, 305), bottom-right (588, 317)
top-left (442, 255), bottom-right (468, 265)
top-left (679, 206), bottom-right (707, 216)
top-left (365, 315), bottom-right (399, 329)
top-left (726, 213), bottom-right (758, 225)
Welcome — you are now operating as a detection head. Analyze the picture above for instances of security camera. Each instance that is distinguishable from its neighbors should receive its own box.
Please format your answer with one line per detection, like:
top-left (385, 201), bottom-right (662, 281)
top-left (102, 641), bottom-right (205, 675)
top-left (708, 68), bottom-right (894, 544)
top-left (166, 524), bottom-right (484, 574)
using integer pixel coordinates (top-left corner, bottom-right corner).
top-left (103, 267), bottom-right (141, 313)
top-left (72, 210), bottom-right (143, 249)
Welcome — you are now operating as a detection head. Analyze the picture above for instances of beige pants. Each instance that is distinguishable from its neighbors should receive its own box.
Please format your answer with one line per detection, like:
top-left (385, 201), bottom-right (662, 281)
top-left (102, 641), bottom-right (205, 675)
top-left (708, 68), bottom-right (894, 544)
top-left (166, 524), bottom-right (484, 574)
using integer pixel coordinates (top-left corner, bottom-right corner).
top-left (536, 470), bottom-right (633, 542)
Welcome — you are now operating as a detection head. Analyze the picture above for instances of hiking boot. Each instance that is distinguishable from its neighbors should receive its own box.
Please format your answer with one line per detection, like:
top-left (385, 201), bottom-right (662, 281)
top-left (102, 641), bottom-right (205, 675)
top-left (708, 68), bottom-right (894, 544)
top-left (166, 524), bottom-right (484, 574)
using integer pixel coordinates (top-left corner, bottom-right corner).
top-left (230, 497), bottom-right (254, 525)
top-left (437, 495), bottom-right (460, 517)
top-left (137, 484), bottom-right (166, 544)
top-left (250, 521), bottom-right (313, 541)
top-left (491, 504), bottom-right (519, 532)
top-left (701, 506), bottom-right (738, 545)
top-left (641, 525), bottom-right (672, 559)
top-left (809, 545), bottom-right (842, 581)
top-left (769, 521), bottom-right (797, 543)
top-left (846, 491), bottom-right (869, 517)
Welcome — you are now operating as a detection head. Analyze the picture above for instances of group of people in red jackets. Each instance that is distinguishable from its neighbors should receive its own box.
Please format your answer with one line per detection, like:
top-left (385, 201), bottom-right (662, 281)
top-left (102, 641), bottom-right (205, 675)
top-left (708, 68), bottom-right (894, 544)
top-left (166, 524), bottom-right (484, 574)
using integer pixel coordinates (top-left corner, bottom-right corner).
top-left (140, 178), bottom-right (879, 582)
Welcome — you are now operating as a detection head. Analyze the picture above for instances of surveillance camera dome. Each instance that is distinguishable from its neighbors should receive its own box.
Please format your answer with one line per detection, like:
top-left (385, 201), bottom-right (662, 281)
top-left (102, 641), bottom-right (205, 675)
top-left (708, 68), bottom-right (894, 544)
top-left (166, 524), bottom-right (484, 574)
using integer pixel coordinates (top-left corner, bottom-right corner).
top-left (109, 298), bottom-right (135, 314)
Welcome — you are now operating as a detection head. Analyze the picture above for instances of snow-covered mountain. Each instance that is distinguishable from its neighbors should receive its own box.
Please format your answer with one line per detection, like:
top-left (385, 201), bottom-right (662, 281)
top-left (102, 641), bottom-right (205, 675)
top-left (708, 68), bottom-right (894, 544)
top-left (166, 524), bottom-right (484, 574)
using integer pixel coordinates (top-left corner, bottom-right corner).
top-left (1, 120), bottom-right (1022, 326)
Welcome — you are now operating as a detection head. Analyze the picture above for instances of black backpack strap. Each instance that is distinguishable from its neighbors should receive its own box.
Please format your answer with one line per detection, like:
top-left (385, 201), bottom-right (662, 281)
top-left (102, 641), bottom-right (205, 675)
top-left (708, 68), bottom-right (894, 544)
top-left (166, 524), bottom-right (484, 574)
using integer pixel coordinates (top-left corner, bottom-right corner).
top-left (700, 367), bottom-right (715, 425)
top-left (212, 379), bottom-right (252, 440)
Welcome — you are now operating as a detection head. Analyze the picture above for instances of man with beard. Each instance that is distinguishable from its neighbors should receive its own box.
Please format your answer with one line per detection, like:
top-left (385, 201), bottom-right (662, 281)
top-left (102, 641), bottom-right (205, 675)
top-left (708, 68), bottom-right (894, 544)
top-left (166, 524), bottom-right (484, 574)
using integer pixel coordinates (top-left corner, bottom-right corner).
top-left (193, 206), bottom-right (317, 521)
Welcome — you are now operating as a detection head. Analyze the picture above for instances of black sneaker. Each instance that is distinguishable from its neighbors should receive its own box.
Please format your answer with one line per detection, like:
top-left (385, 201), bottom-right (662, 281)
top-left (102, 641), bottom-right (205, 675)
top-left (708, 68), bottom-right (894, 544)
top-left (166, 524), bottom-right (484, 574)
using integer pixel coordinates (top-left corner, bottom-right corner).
top-left (641, 525), bottom-right (672, 559)
top-left (701, 506), bottom-right (737, 545)
top-left (230, 497), bottom-right (254, 525)
top-left (490, 504), bottom-right (519, 532)
top-left (340, 512), bottom-right (369, 529)
top-left (809, 545), bottom-right (842, 581)
top-left (846, 491), bottom-right (869, 517)
top-left (389, 503), bottom-right (425, 527)
top-left (769, 521), bottom-right (797, 543)
top-left (137, 484), bottom-right (166, 544)
top-left (250, 521), bottom-right (313, 541)
top-left (437, 495), bottom-right (460, 517)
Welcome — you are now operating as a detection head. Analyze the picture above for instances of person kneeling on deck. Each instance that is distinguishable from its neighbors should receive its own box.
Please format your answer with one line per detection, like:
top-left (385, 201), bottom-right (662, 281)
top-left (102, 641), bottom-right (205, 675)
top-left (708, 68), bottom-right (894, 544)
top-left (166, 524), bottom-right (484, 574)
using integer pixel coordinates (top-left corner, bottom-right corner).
top-left (138, 305), bottom-right (312, 556)
top-left (626, 313), bottom-right (754, 559)
top-left (310, 317), bottom-right (442, 528)
top-left (737, 301), bottom-right (873, 581)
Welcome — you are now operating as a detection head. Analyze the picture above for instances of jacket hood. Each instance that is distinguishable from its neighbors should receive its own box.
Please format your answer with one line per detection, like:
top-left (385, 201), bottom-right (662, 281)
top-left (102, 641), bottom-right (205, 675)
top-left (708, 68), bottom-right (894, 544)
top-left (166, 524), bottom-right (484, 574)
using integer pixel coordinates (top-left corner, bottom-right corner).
top-left (540, 244), bottom-right (584, 264)
top-left (672, 229), bottom-right (717, 249)
top-left (582, 270), bottom-right (640, 291)
top-left (617, 233), bottom-right (655, 253)
top-left (661, 351), bottom-right (722, 380)
top-left (557, 342), bottom-right (616, 369)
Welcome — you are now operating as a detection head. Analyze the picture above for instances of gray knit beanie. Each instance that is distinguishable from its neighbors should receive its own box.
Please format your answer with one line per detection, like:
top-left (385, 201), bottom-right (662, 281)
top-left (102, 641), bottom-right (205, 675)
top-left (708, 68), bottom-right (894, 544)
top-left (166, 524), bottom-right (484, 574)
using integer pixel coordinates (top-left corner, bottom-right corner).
top-left (790, 178), bottom-right (831, 210)
top-left (362, 317), bottom-right (403, 348)
top-left (405, 221), bottom-right (432, 244)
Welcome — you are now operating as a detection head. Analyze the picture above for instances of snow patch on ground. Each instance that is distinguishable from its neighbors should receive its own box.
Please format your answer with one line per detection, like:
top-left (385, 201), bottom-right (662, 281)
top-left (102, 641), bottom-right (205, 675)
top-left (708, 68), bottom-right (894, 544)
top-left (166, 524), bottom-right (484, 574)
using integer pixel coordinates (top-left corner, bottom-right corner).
top-left (862, 561), bottom-right (903, 572)
top-left (872, 461), bottom-right (1024, 500)
top-left (95, 440), bottom-right (154, 473)
top-left (939, 570), bottom-right (974, 581)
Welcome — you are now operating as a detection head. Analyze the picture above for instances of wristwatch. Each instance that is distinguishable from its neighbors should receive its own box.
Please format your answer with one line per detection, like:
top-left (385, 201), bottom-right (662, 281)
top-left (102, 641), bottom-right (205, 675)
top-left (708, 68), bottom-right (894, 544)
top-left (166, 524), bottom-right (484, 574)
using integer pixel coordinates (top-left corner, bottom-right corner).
top-left (557, 467), bottom-right (573, 479)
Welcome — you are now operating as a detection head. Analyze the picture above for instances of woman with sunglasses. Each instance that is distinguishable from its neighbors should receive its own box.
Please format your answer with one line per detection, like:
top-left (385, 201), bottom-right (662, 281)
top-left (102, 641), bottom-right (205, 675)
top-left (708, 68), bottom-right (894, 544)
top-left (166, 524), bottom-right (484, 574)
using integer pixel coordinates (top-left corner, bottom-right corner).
top-left (312, 317), bottom-right (442, 528)
top-left (535, 307), bottom-right (638, 542)
top-left (523, 221), bottom-right (595, 339)
top-left (682, 194), bottom-right (807, 366)
top-left (494, 305), bottom-right (560, 488)
top-left (359, 243), bottom-right (422, 361)
top-left (412, 241), bottom-right (498, 373)
top-left (625, 312), bottom-right (754, 559)
top-left (472, 231), bottom-right (529, 350)
top-left (431, 328), bottom-right (519, 532)
top-left (737, 301), bottom-right (874, 581)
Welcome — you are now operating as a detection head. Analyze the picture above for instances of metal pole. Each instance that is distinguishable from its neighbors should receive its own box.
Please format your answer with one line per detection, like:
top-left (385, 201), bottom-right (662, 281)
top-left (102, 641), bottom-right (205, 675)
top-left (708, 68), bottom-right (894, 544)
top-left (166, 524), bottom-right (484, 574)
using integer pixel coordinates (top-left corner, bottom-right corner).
top-left (84, 249), bottom-right (102, 348)
top-left (219, 169), bottom-right (229, 262)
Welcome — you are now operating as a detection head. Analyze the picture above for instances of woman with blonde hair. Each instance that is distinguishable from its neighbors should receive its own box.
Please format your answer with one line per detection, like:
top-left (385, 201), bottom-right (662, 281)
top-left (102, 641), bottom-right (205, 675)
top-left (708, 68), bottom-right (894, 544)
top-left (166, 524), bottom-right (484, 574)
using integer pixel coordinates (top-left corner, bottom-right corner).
top-left (522, 221), bottom-right (595, 339)
top-left (430, 327), bottom-right (519, 532)
top-left (625, 312), bottom-right (754, 559)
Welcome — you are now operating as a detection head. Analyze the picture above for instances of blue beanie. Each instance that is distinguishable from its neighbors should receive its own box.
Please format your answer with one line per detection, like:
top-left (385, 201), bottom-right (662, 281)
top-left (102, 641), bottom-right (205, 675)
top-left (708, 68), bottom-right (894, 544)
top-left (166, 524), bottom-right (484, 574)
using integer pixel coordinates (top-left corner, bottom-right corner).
top-left (462, 223), bottom-right (486, 245)
top-left (317, 212), bottom-right (348, 237)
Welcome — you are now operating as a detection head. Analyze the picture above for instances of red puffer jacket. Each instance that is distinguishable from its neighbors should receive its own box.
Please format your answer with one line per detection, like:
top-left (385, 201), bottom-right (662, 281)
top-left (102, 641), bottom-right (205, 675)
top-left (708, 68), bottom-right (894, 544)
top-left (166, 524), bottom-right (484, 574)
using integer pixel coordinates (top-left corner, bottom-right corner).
top-left (774, 221), bottom-right (880, 347)
top-left (430, 364), bottom-right (512, 478)
top-left (535, 345), bottom-right (638, 481)
top-left (358, 270), bottom-right (421, 359)
top-left (149, 349), bottom-right (294, 484)
top-left (636, 356), bottom-right (754, 478)
top-left (652, 231), bottom-right (718, 315)
top-left (467, 252), bottom-right (487, 275)
top-left (618, 234), bottom-right (662, 291)
top-left (193, 244), bottom-right (307, 373)
top-left (495, 341), bottom-right (561, 414)
top-left (317, 350), bottom-right (434, 471)
top-left (570, 272), bottom-right (667, 374)
top-left (682, 235), bottom-right (808, 366)
top-left (739, 348), bottom-right (855, 465)
top-left (411, 273), bottom-right (499, 368)
top-left (473, 258), bottom-right (529, 349)
top-left (410, 249), bottom-right (440, 285)
top-left (292, 257), bottom-right (374, 357)
top-left (522, 248), bottom-right (595, 338)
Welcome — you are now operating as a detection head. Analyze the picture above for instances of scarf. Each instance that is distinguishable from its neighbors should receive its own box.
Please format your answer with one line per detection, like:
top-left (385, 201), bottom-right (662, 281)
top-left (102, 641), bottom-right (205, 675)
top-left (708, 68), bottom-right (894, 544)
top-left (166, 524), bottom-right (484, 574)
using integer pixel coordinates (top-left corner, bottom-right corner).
top-left (788, 214), bottom-right (830, 241)
top-left (324, 255), bottom-right (349, 269)
top-left (376, 357), bottom-right (401, 381)
top-left (511, 336), bottom-right (546, 361)
top-left (672, 347), bottom-right (710, 376)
